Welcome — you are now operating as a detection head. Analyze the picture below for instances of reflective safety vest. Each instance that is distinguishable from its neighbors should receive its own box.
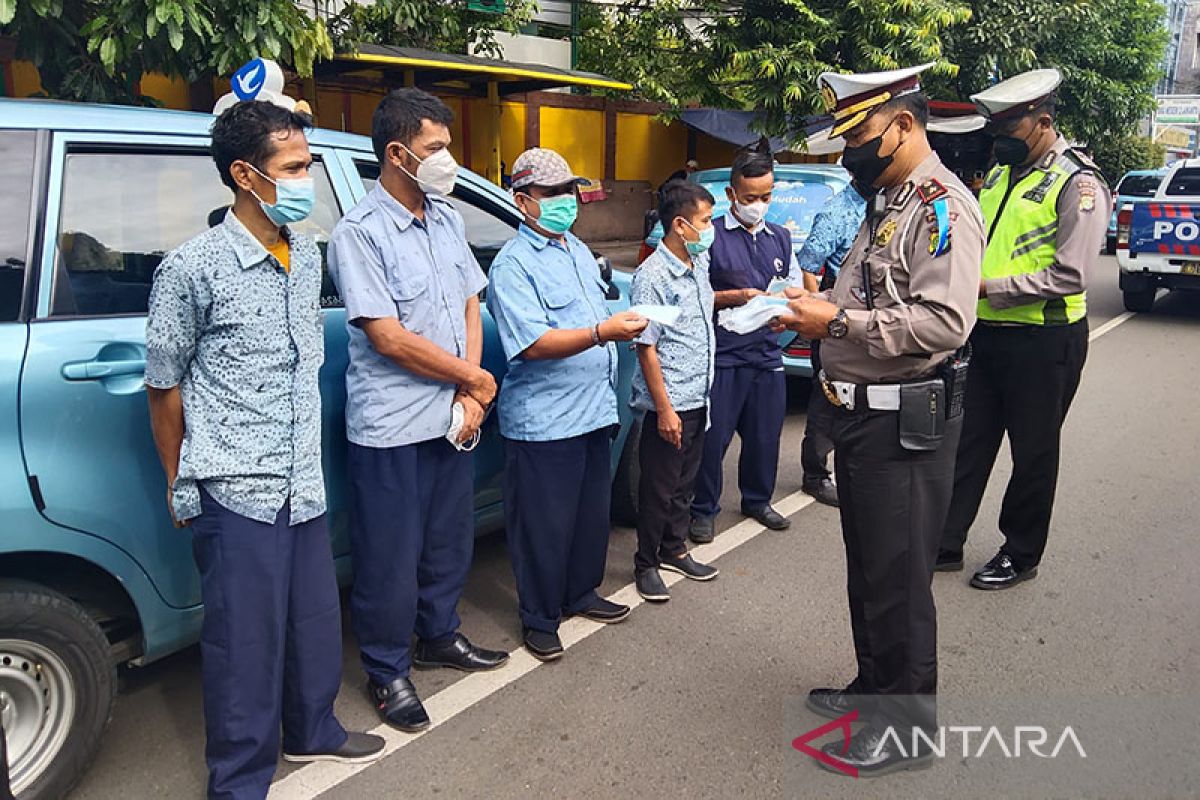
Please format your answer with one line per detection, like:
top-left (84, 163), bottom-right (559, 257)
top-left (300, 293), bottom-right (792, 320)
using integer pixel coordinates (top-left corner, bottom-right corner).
top-left (978, 150), bottom-right (1089, 325)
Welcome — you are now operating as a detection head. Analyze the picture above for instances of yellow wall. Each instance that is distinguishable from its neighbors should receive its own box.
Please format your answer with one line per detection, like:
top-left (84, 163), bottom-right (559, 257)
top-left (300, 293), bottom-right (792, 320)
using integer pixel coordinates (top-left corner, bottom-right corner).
top-left (615, 112), bottom-right (688, 185)
top-left (539, 106), bottom-right (605, 181)
top-left (694, 133), bottom-right (739, 172)
top-left (10, 59), bottom-right (43, 96)
top-left (139, 73), bottom-right (190, 110)
top-left (499, 101), bottom-right (526, 174)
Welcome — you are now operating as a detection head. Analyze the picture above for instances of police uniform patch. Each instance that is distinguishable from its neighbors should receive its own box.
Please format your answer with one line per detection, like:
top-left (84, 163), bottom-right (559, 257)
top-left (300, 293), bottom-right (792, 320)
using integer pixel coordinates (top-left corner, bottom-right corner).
top-left (916, 179), bottom-right (948, 204)
top-left (888, 182), bottom-right (916, 211)
top-left (820, 82), bottom-right (838, 113)
top-left (928, 197), bottom-right (951, 257)
top-left (1078, 179), bottom-right (1097, 213)
top-left (875, 219), bottom-right (897, 247)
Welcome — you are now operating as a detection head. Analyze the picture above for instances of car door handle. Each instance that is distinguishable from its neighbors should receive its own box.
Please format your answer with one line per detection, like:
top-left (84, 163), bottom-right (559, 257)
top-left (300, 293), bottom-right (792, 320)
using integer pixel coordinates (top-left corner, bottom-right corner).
top-left (62, 358), bottom-right (146, 381)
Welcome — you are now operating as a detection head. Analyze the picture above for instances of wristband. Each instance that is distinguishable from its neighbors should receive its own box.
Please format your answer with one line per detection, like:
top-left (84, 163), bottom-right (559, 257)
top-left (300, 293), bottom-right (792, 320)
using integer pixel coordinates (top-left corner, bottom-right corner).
top-left (592, 324), bottom-right (603, 346)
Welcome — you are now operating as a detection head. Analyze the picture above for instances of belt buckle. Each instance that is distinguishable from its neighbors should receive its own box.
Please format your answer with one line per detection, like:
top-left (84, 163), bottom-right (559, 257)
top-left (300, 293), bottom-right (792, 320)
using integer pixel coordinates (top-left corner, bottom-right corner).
top-left (820, 377), bottom-right (845, 409)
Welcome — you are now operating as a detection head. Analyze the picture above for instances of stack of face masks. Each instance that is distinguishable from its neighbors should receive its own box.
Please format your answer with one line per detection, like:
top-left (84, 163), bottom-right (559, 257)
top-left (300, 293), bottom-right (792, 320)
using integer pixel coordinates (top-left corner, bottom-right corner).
top-left (445, 401), bottom-right (481, 452)
top-left (717, 295), bottom-right (791, 335)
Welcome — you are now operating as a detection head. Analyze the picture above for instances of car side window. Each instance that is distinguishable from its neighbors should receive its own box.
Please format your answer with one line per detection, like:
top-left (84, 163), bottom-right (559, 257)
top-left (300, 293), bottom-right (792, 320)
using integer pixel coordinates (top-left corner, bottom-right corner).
top-left (0, 130), bottom-right (37, 322)
top-left (50, 150), bottom-right (343, 317)
top-left (354, 160), bottom-right (519, 274)
top-left (1165, 168), bottom-right (1200, 197)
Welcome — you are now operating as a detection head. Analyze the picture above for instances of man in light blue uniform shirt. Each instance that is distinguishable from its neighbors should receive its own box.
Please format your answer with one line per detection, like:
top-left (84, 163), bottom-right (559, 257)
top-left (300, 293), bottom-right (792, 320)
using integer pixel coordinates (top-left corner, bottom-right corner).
top-left (795, 181), bottom-right (870, 507)
top-left (488, 148), bottom-right (648, 661)
top-left (328, 88), bottom-right (508, 734)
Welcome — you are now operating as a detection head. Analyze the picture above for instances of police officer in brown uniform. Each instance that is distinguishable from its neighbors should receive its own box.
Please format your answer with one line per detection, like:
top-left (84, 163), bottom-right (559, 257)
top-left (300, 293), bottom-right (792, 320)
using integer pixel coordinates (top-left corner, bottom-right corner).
top-left (780, 63), bottom-right (985, 776)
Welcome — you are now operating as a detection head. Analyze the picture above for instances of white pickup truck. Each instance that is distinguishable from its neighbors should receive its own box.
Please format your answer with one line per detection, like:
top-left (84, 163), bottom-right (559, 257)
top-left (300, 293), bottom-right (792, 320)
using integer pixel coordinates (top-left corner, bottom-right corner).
top-left (1115, 158), bottom-right (1200, 311)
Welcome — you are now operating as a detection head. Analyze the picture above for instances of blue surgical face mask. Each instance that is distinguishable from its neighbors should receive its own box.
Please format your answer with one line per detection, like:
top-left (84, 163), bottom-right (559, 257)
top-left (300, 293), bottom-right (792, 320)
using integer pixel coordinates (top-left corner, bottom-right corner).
top-left (248, 163), bottom-right (315, 226)
top-left (526, 193), bottom-right (578, 235)
top-left (681, 218), bottom-right (715, 256)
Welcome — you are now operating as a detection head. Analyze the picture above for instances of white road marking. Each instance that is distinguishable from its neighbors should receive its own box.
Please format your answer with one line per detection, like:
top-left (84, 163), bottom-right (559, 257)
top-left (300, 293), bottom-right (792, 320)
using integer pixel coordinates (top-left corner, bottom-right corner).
top-left (272, 310), bottom-right (1141, 798)
top-left (268, 490), bottom-right (816, 799)
top-left (1090, 311), bottom-right (1136, 342)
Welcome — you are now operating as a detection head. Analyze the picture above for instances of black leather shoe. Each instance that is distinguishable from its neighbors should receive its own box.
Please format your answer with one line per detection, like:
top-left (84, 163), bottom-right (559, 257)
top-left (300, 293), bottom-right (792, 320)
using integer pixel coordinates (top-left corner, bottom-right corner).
top-left (818, 722), bottom-right (934, 777)
top-left (743, 504), bottom-right (791, 530)
top-left (568, 597), bottom-right (630, 624)
top-left (284, 731), bottom-right (387, 764)
top-left (806, 687), bottom-right (869, 721)
top-left (413, 632), bottom-right (509, 672)
top-left (801, 478), bottom-right (839, 508)
top-left (689, 515), bottom-right (716, 544)
top-left (934, 552), bottom-right (964, 572)
top-left (523, 627), bottom-right (564, 661)
top-left (970, 552), bottom-right (1038, 590)
top-left (370, 677), bottom-right (430, 732)
top-left (635, 568), bottom-right (670, 602)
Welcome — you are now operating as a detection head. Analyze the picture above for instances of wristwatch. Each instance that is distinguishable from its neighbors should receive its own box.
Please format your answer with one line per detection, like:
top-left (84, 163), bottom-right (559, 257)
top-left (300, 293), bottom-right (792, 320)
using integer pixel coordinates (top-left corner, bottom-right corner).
top-left (827, 308), bottom-right (849, 339)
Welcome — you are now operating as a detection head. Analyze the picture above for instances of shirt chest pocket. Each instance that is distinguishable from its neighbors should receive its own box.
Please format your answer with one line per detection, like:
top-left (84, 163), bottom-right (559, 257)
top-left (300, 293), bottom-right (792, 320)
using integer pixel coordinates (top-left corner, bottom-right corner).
top-left (385, 263), bottom-right (433, 334)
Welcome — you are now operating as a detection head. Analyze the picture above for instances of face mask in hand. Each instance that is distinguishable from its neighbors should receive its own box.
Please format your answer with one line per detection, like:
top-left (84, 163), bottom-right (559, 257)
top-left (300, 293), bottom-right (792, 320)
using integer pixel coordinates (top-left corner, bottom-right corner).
top-left (841, 117), bottom-right (901, 188)
top-left (248, 163), bottom-right (315, 226)
top-left (526, 194), bottom-right (578, 235)
top-left (680, 218), bottom-right (715, 256)
top-left (400, 144), bottom-right (458, 196)
top-left (733, 199), bottom-right (770, 227)
top-left (445, 401), bottom-right (481, 452)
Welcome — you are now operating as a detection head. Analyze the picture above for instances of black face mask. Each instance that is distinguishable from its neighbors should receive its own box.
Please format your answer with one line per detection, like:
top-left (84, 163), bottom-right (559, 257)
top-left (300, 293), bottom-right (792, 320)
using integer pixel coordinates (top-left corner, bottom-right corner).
top-left (993, 125), bottom-right (1039, 166)
top-left (841, 118), bottom-right (902, 188)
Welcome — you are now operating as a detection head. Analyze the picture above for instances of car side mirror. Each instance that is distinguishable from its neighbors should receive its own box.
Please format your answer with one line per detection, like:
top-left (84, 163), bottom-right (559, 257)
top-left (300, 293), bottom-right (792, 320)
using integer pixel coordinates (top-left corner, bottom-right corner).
top-left (595, 254), bottom-right (620, 300)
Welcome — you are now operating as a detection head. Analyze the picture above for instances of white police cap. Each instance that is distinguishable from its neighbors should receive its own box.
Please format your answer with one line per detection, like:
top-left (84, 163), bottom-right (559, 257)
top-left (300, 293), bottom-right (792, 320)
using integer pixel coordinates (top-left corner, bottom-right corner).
top-left (818, 62), bottom-right (935, 138)
top-left (970, 68), bottom-right (1062, 121)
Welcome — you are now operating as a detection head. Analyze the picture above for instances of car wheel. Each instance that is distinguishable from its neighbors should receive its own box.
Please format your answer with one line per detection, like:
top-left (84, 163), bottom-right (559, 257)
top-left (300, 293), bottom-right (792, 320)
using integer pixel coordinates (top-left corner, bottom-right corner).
top-left (1122, 287), bottom-right (1156, 313)
top-left (0, 580), bottom-right (116, 800)
top-left (610, 415), bottom-right (643, 527)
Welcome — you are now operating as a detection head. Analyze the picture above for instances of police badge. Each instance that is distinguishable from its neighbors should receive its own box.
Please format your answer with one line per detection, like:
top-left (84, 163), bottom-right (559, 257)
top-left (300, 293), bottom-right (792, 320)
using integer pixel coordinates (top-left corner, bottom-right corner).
top-left (875, 219), bottom-right (897, 247)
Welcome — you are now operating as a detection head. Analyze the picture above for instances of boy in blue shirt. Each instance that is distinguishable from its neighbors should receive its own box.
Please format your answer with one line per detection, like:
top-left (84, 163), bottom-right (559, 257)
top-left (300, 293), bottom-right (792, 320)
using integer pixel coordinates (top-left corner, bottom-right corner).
top-left (630, 181), bottom-right (720, 602)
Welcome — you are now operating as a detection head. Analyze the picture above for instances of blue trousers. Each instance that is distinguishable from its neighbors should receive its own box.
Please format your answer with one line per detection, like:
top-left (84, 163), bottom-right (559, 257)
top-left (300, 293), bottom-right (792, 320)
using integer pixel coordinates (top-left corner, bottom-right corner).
top-left (191, 488), bottom-right (346, 800)
top-left (347, 439), bottom-right (474, 685)
top-left (691, 366), bottom-right (787, 518)
top-left (504, 428), bottom-right (612, 633)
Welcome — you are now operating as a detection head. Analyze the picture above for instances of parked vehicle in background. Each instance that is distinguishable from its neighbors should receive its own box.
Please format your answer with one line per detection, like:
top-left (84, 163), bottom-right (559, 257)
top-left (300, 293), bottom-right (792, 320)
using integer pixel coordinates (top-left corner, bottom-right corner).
top-left (0, 97), bottom-right (642, 800)
top-left (638, 164), bottom-right (852, 379)
top-left (1116, 159), bottom-right (1200, 311)
top-left (1106, 168), bottom-right (1167, 254)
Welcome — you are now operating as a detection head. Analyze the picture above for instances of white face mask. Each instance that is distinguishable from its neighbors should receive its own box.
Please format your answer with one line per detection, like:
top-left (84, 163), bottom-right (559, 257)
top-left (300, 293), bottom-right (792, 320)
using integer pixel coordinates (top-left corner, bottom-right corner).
top-left (734, 199), bottom-right (770, 227)
top-left (400, 143), bottom-right (458, 196)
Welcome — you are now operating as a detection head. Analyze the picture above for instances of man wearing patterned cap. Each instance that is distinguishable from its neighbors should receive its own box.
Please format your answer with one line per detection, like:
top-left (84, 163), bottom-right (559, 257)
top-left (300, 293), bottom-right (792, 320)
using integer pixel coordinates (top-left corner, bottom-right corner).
top-left (778, 63), bottom-right (985, 775)
top-left (936, 69), bottom-right (1111, 590)
top-left (488, 148), bottom-right (648, 661)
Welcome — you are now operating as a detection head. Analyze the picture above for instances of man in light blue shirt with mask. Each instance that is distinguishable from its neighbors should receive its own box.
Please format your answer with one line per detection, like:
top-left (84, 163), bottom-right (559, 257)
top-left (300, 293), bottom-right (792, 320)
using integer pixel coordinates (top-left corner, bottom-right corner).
top-left (489, 148), bottom-right (648, 661)
top-left (328, 88), bottom-right (508, 734)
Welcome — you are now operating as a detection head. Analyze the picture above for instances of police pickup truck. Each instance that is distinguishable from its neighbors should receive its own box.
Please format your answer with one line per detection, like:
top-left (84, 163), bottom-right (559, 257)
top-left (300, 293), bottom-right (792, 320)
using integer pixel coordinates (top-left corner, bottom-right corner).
top-left (1115, 159), bottom-right (1200, 311)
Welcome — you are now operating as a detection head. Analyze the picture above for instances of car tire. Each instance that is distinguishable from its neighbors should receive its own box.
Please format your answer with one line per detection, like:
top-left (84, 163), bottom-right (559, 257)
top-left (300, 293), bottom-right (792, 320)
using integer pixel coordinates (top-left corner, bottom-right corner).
top-left (610, 415), bottom-right (643, 527)
top-left (1122, 287), bottom-right (1157, 313)
top-left (0, 580), bottom-right (116, 800)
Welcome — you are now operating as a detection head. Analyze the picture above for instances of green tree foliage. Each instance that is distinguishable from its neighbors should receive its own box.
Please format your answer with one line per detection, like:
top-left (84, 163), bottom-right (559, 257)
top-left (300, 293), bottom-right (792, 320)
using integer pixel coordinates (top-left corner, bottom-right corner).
top-left (0, 0), bottom-right (333, 104)
top-left (1093, 133), bottom-right (1166, 184)
top-left (325, 0), bottom-right (535, 59)
top-left (0, 0), bottom-right (530, 105)
top-left (578, 0), bottom-right (970, 138)
top-left (936, 0), bottom-right (1168, 146)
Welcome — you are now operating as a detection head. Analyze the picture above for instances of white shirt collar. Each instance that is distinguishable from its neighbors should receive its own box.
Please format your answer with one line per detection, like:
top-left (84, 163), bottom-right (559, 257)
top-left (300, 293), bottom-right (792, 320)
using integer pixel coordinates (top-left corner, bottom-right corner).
top-left (723, 211), bottom-right (772, 236)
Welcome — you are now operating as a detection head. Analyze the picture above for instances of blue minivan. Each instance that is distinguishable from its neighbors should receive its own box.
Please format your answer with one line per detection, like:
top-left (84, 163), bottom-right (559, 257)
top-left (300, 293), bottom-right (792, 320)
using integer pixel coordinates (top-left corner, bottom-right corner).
top-left (0, 98), bottom-right (642, 799)
top-left (641, 164), bottom-right (852, 377)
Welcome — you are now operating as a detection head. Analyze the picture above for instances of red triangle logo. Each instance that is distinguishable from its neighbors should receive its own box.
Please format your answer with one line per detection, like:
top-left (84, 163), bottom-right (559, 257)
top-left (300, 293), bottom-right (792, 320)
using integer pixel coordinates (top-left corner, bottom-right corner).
top-left (791, 709), bottom-right (859, 778)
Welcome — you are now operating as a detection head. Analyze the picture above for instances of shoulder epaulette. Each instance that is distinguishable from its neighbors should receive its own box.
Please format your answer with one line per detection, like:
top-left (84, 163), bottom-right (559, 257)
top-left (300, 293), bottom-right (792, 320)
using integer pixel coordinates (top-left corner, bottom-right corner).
top-left (916, 178), bottom-right (948, 205)
top-left (1062, 148), bottom-right (1106, 183)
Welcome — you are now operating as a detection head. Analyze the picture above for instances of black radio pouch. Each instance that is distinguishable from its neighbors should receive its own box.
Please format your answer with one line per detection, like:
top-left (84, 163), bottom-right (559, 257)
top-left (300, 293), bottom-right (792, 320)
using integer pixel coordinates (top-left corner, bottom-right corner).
top-left (937, 343), bottom-right (972, 420)
top-left (899, 379), bottom-right (947, 452)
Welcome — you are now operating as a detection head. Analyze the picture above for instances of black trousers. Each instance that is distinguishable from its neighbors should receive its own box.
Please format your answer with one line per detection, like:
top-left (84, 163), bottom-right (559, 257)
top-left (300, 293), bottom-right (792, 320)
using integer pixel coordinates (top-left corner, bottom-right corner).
top-left (831, 405), bottom-right (962, 731)
top-left (636, 408), bottom-right (707, 572)
top-left (939, 320), bottom-right (1089, 570)
top-left (801, 379), bottom-right (836, 483)
top-left (504, 428), bottom-right (613, 633)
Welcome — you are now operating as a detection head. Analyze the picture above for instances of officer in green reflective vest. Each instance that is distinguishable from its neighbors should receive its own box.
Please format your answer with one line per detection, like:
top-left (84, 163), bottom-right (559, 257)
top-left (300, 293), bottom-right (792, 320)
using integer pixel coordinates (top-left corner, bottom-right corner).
top-left (937, 68), bottom-right (1111, 589)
